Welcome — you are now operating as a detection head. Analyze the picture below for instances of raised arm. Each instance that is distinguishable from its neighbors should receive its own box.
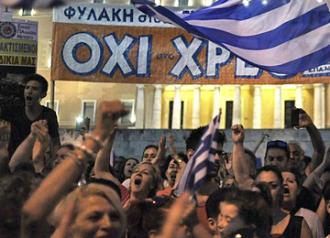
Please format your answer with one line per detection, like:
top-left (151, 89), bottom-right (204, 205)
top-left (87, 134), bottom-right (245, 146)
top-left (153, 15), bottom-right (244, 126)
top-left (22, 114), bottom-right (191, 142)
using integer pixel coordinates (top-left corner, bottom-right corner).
top-left (152, 135), bottom-right (166, 167)
top-left (9, 120), bottom-right (48, 173)
top-left (299, 109), bottom-right (325, 170)
top-left (93, 130), bottom-right (121, 183)
top-left (231, 124), bottom-right (254, 189)
top-left (21, 101), bottom-right (127, 237)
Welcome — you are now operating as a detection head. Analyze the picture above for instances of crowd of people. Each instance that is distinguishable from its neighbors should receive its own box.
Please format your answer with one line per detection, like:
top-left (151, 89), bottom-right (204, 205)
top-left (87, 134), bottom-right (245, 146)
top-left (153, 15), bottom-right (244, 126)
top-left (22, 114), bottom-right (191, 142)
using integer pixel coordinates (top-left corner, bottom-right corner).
top-left (0, 73), bottom-right (330, 238)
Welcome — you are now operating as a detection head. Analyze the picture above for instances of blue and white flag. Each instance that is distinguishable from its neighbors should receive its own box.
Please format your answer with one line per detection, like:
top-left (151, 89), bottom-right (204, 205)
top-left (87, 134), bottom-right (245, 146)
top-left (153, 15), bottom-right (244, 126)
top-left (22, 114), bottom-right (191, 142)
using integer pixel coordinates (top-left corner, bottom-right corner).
top-left (133, 0), bottom-right (330, 75)
top-left (174, 115), bottom-right (220, 195)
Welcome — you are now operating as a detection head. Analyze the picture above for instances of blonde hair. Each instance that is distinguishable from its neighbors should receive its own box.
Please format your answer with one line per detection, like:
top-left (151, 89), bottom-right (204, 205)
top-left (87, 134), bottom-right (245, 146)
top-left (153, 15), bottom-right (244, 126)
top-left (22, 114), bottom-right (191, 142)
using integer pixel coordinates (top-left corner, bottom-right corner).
top-left (51, 183), bottom-right (126, 238)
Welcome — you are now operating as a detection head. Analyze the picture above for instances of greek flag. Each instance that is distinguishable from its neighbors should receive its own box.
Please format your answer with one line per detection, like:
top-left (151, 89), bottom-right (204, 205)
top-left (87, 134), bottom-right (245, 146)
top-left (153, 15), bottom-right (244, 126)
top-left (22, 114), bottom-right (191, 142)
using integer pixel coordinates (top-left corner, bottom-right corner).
top-left (174, 115), bottom-right (220, 195)
top-left (133, 0), bottom-right (330, 75)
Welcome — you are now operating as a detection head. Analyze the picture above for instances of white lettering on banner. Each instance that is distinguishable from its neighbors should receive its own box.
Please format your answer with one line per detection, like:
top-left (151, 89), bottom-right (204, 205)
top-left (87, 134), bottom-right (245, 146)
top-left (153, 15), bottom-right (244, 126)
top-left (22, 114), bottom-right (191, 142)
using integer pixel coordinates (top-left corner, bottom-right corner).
top-left (170, 36), bottom-right (204, 79)
top-left (235, 58), bottom-right (262, 78)
top-left (62, 32), bottom-right (102, 75)
top-left (61, 32), bottom-right (330, 79)
top-left (137, 36), bottom-right (152, 76)
top-left (303, 64), bottom-right (330, 77)
top-left (102, 34), bottom-right (135, 77)
top-left (206, 42), bottom-right (231, 78)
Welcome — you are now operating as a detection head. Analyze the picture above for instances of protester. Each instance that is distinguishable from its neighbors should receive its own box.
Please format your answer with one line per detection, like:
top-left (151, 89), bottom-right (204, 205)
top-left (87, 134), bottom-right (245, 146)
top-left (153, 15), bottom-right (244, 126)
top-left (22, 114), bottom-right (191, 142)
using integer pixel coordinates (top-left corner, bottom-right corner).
top-left (20, 100), bottom-right (127, 238)
top-left (124, 161), bottom-right (161, 208)
top-left (256, 166), bottom-right (312, 238)
top-left (0, 74), bottom-right (60, 159)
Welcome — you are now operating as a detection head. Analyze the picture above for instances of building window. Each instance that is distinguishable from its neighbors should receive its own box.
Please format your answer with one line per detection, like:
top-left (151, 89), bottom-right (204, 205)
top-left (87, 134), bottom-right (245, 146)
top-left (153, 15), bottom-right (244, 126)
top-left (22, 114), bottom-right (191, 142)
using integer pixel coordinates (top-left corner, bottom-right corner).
top-left (168, 101), bottom-right (184, 129)
top-left (284, 100), bottom-right (295, 128)
top-left (118, 100), bottom-right (136, 127)
top-left (44, 100), bottom-right (59, 116)
top-left (22, 7), bottom-right (32, 16)
top-left (82, 100), bottom-right (96, 126)
top-left (225, 101), bottom-right (233, 129)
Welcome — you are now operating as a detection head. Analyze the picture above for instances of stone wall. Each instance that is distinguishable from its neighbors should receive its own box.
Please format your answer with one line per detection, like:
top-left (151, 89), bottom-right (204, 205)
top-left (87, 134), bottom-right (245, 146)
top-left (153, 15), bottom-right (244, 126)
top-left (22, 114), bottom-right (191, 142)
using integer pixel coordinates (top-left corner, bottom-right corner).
top-left (60, 128), bottom-right (330, 162)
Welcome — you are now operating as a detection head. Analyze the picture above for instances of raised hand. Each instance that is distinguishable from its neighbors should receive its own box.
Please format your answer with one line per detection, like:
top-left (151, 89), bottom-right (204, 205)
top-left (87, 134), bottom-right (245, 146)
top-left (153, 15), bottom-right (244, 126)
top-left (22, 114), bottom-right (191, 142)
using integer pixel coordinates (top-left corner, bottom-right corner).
top-left (231, 124), bottom-right (244, 144)
top-left (94, 101), bottom-right (128, 140)
top-left (298, 109), bottom-right (313, 128)
top-left (30, 120), bottom-right (48, 140)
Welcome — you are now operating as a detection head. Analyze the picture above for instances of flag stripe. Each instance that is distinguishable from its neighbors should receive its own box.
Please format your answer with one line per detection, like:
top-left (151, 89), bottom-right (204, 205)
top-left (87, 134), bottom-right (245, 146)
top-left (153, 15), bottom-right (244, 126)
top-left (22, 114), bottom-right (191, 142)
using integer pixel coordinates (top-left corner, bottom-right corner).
top-left (223, 23), bottom-right (330, 67)
top-left (184, 0), bottom-right (290, 21)
top-left (186, 2), bottom-right (328, 37)
top-left (133, 0), bottom-right (330, 74)
top-left (173, 114), bottom-right (220, 195)
top-left (191, 7), bottom-right (329, 50)
top-left (258, 44), bottom-right (330, 75)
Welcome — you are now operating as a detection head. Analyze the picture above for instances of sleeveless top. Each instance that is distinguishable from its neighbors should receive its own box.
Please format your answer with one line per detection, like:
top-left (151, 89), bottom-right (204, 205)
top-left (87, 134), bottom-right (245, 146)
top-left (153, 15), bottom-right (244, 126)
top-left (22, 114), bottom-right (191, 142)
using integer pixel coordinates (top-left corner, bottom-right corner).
top-left (282, 215), bottom-right (303, 238)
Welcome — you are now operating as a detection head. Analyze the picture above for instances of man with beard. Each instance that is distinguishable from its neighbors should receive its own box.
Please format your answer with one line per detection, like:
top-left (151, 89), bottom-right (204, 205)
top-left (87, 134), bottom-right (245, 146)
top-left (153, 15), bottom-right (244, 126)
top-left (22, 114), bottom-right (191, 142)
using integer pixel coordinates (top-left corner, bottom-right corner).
top-left (0, 73), bottom-right (60, 159)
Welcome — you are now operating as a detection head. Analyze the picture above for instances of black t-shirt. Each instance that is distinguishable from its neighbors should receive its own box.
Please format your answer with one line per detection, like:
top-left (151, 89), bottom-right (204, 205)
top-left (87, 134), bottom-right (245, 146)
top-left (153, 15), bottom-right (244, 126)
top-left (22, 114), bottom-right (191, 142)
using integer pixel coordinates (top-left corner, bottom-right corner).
top-left (1, 105), bottom-right (59, 158)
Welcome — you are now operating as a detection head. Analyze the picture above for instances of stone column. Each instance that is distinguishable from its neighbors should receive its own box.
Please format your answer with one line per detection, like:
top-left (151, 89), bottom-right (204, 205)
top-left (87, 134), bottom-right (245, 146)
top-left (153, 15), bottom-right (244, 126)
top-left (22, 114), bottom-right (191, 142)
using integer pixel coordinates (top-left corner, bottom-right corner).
top-left (161, 0), bottom-right (179, 6)
top-left (172, 85), bottom-right (182, 129)
top-left (135, 84), bottom-right (145, 129)
top-left (213, 86), bottom-right (221, 117)
top-left (233, 85), bottom-right (241, 125)
top-left (321, 84), bottom-right (325, 128)
top-left (295, 84), bottom-right (303, 108)
top-left (313, 84), bottom-right (323, 128)
top-left (274, 86), bottom-right (282, 128)
top-left (253, 86), bottom-right (262, 129)
top-left (152, 85), bottom-right (162, 129)
top-left (192, 86), bottom-right (201, 128)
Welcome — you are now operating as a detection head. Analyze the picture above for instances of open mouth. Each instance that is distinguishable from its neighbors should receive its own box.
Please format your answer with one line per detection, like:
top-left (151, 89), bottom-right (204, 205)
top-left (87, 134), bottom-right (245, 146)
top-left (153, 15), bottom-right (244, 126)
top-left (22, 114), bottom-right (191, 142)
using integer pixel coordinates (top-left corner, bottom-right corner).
top-left (283, 187), bottom-right (290, 194)
top-left (134, 177), bottom-right (142, 185)
top-left (26, 96), bottom-right (32, 101)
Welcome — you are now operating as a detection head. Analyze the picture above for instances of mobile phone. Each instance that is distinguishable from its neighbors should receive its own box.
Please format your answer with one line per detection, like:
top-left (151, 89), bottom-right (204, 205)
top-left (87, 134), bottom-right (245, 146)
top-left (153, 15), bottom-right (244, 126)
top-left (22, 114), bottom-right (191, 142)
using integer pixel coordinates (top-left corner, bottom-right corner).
top-left (291, 108), bottom-right (302, 128)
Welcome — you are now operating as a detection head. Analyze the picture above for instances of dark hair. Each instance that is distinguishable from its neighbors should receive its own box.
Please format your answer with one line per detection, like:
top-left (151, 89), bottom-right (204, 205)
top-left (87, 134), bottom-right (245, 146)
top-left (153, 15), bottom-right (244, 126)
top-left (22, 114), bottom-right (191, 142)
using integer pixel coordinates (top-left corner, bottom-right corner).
top-left (206, 187), bottom-right (272, 236)
top-left (214, 129), bottom-right (226, 146)
top-left (256, 165), bottom-right (283, 185)
top-left (323, 180), bottom-right (330, 201)
top-left (0, 172), bottom-right (37, 238)
top-left (185, 126), bottom-right (206, 151)
top-left (205, 187), bottom-right (237, 219)
top-left (177, 152), bottom-right (188, 164)
top-left (238, 190), bottom-right (272, 234)
top-left (23, 74), bottom-right (48, 96)
top-left (58, 143), bottom-right (75, 151)
top-left (122, 158), bottom-right (139, 180)
top-left (126, 199), bottom-right (169, 238)
top-left (197, 179), bottom-right (219, 196)
top-left (142, 145), bottom-right (158, 159)
top-left (265, 140), bottom-right (290, 160)
top-left (282, 166), bottom-right (303, 188)
top-left (113, 156), bottom-right (128, 183)
top-left (255, 182), bottom-right (273, 207)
